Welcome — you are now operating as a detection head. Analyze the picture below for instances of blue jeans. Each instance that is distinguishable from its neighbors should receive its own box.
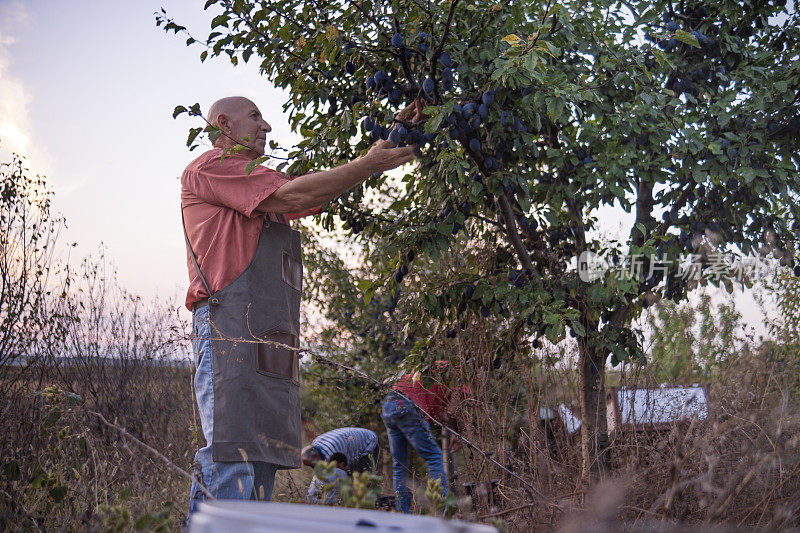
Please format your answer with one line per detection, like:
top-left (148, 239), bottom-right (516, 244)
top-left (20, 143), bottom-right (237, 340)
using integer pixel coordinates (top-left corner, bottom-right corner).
top-left (381, 393), bottom-right (447, 513)
top-left (187, 304), bottom-right (278, 520)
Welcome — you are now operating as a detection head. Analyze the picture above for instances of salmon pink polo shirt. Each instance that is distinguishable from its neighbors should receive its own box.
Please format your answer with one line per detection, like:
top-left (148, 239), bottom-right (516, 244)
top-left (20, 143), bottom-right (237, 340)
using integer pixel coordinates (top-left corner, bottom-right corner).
top-left (181, 148), bottom-right (319, 310)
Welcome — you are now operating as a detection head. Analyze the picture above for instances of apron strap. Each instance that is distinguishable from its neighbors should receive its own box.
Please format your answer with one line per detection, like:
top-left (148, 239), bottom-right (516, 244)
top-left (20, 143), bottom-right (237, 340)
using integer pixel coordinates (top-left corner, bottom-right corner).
top-left (181, 208), bottom-right (213, 298)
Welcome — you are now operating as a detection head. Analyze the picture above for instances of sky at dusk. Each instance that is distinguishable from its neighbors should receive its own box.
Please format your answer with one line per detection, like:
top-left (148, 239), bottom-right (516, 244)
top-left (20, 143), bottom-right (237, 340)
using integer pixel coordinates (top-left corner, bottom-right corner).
top-left (0, 0), bottom-right (771, 334)
top-left (0, 0), bottom-right (300, 305)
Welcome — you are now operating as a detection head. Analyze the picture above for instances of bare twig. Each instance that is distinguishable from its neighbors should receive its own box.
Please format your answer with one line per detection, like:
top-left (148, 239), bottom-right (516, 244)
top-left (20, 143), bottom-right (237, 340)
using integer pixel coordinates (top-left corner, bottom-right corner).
top-left (87, 410), bottom-right (216, 500)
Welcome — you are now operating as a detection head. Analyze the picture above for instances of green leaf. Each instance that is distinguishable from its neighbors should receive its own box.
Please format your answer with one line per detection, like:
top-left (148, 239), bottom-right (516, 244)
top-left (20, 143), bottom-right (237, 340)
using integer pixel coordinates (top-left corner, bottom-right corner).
top-left (41, 407), bottom-right (61, 429)
top-left (245, 156), bottom-right (269, 174)
top-left (211, 14), bottom-right (229, 29)
top-left (570, 320), bottom-right (586, 337)
top-left (524, 52), bottom-right (540, 77)
top-left (49, 486), bottom-right (67, 503)
top-left (186, 127), bottom-right (202, 147)
top-left (546, 98), bottom-right (561, 122)
top-left (357, 280), bottom-right (373, 292)
top-left (501, 34), bottom-right (524, 47)
top-left (172, 105), bottom-right (187, 119)
top-left (364, 285), bottom-right (378, 306)
top-left (611, 343), bottom-right (629, 363)
top-left (673, 29), bottom-right (700, 48)
top-left (437, 223), bottom-right (453, 236)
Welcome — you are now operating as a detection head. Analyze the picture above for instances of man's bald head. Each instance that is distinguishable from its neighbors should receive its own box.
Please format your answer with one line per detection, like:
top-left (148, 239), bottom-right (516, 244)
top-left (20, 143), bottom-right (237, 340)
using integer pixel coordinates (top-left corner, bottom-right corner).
top-left (207, 96), bottom-right (271, 157)
top-left (208, 96), bottom-right (254, 128)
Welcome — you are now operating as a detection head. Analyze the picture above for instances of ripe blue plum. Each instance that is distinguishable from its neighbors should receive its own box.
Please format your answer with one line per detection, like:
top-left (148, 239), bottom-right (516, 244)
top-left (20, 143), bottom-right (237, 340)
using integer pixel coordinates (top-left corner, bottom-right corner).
top-left (423, 77), bottom-right (435, 95)
top-left (407, 129), bottom-right (422, 145)
top-left (441, 68), bottom-right (453, 89)
top-left (464, 284), bottom-right (475, 299)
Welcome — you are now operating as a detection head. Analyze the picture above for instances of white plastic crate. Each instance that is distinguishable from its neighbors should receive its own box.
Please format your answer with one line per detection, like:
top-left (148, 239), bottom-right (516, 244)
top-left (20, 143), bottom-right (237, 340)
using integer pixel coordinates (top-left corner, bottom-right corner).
top-left (189, 501), bottom-right (498, 533)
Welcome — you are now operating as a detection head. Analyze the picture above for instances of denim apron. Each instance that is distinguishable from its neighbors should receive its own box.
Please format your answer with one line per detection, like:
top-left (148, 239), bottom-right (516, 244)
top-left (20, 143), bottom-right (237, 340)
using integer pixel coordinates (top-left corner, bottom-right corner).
top-left (184, 214), bottom-right (302, 468)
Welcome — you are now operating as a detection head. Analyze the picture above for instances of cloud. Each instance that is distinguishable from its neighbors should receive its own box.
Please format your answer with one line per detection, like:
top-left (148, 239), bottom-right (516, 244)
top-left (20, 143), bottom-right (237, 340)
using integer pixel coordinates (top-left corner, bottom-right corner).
top-left (0, 1), bottom-right (32, 160)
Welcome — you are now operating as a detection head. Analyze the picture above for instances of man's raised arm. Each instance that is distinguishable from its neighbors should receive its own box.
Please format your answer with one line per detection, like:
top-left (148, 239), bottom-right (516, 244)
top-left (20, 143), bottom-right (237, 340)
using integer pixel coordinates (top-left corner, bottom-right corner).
top-left (256, 139), bottom-right (416, 214)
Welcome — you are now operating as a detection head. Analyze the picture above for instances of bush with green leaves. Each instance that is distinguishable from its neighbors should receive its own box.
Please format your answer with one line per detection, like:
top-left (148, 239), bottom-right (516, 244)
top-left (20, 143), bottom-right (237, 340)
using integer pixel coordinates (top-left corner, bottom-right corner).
top-left (645, 290), bottom-right (743, 381)
top-left (160, 0), bottom-right (799, 478)
top-left (311, 460), bottom-right (383, 509)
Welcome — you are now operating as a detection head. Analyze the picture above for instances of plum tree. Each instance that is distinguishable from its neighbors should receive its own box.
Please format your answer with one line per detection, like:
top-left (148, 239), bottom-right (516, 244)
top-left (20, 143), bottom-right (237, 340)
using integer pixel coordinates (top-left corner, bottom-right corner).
top-left (161, 0), bottom-right (799, 482)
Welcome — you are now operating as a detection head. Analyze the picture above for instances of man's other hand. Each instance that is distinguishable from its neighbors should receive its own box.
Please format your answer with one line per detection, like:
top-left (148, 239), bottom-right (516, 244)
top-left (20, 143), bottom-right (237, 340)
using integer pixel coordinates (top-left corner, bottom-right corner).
top-left (364, 140), bottom-right (417, 173)
top-left (395, 99), bottom-right (428, 126)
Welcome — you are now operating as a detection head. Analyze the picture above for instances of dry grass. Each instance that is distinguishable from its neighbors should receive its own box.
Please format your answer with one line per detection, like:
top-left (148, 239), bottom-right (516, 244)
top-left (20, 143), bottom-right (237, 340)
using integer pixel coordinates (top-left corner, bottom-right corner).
top-left (2, 323), bottom-right (798, 531)
top-left (450, 341), bottom-right (800, 532)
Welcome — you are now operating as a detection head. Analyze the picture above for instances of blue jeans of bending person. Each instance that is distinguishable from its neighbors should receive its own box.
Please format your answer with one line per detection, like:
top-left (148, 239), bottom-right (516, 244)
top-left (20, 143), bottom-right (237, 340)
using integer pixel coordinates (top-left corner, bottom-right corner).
top-left (381, 392), bottom-right (447, 513)
top-left (187, 304), bottom-right (278, 521)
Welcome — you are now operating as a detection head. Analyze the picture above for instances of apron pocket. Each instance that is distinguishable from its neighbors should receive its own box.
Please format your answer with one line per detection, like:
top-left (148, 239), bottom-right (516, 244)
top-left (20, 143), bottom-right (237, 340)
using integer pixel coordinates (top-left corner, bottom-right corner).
top-left (255, 329), bottom-right (299, 383)
top-left (282, 252), bottom-right (302, 292)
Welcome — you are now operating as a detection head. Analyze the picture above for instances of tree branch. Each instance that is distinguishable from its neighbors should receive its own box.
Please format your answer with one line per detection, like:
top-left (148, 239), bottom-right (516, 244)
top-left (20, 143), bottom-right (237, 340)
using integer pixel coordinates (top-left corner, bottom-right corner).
top-left (430, 0), bottom-right (460, 78)
top-left (498, 193), bottom-right (541, 280)
top-left (393, 16), bottom-right (420, 91)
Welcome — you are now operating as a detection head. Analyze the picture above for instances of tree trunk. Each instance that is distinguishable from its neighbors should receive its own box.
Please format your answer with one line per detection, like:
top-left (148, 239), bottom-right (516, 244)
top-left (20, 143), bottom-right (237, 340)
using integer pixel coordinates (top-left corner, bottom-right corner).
top-left (578, 331), bottom-right (610, 482)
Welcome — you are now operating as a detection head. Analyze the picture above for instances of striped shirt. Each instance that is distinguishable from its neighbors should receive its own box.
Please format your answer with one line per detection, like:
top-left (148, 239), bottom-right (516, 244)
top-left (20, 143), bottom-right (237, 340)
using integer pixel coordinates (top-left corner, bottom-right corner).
top-left (312, 427), bottom-right (378, 466)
